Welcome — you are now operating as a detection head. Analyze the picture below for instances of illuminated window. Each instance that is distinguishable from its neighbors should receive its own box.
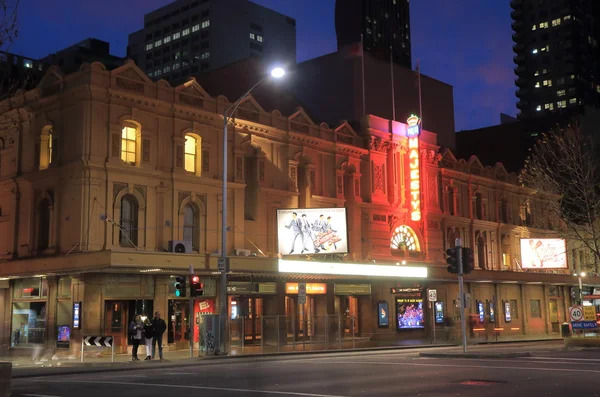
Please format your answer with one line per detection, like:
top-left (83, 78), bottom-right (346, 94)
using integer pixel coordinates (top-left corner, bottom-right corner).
top-left (543, 79), bottom-right (552, 86)
top-left (173, 32), bottom-right (180, 40)
top-left (390, 225), bottom-right (420, 254)
top-left (532, 49), bottom-right (538, 54)
top-left (569, 98), bottom-right (577, 104)
top-left (536, 105), bottom-right (542, 111)
top-left (534, 70), bottom-right (540, 76)
top-left (366, 28), bottom-right (372, 34)
top-left (542, 69), bottom-right (548, 74)
top-left (557, 100), bottom-right (567, 108)
top-left (182, 28), bottom-right (190, 36)
top-left (250, 32), bottom-right (255, 39)
top-left (532, 25), bottom-right (537, 31)
top-left (539, 22), bottom-right (548, 29)
top-left (121, 126), bottom-right (137, 165)
top-left (48, 132), bottom-right (53, 164)
top-left (201, 20), bottom-right (210, 28)
top-left (163, 66), bottom-right (170, 73)
top-left (540, 45), bottom-right (550, 52)
top-left (535, 82), bottom-right (540, 88)
top-left (155, 69), bottom-right (162, 76)
top-left (146, 43), bottom-right (153, 51)
top-left (173, 62), bottom-right (180, 70)
top-left (192, 24), bottom-right (200, 32)
top-left (257, 35), bottom-right (263, 42)
top-left (24, 59), bottom-right (33, 68)
top-left (544, 103), bottom-right (554, 110)
top-left (564, 15), bottom-right (571, 20)
top-left (552, 18), bottom-right (561, 26)
top-left (164, 36), bottom-right (171, 44)
top-left (570, 74), bottom-right (576, 80)
top-left (184, 135), bottom-right (196, 173)
top-left (155, 39), bottom-right (162, 47)
top-left (557, 89), bottom-right (565, 96)
top-left (201, 52), bottom-right (210, 59)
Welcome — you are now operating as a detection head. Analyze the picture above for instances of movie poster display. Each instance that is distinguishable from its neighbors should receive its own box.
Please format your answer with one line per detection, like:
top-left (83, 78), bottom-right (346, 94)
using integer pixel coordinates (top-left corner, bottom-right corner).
top-left (435, 302), bottom-right (444, 324)
top-left (520, 238), bottom-right (568, 269)
top-left (277, 208), bottom-right (348, 255)
top-left (504, 301), bottom-right (512, 323)
top-left (378, 301), bottom-right (389, 328)
top-left (396, 298), bottom-right (424, 330)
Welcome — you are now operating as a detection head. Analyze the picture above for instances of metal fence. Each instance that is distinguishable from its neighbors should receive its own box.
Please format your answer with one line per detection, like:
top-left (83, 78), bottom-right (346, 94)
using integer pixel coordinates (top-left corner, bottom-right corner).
top-left (225, 315), bottom-right (358, 355)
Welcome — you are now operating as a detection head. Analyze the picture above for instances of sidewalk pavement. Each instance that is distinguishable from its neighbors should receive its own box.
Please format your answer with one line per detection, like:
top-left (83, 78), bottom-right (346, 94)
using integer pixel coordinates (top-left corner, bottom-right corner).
top-left (5, 337), bottom-right (566, 378)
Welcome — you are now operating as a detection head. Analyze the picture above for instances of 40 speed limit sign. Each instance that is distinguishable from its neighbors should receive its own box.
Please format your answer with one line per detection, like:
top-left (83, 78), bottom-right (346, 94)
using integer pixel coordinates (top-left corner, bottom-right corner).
top-left (569, 306), bottom-right (584, 322)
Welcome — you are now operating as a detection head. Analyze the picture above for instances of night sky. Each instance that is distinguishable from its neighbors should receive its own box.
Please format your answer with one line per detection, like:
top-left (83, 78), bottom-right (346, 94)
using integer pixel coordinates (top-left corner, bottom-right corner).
top-left (10, 0), bottom-right (515, 131)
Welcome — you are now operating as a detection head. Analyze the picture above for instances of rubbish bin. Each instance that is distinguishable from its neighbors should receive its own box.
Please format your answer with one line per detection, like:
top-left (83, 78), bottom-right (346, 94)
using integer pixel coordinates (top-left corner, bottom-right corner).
top-left (561, 322), bottom-right (571, 338)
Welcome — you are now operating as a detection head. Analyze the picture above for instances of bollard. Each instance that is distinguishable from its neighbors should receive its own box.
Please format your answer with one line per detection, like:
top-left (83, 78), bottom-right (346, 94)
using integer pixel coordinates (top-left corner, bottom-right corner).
top-left (0, 361), bottom-right (12, 397)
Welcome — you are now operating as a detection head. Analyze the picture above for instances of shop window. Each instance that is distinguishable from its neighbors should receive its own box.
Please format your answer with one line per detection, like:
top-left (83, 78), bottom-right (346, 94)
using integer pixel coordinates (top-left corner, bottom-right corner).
top-left (37, 198), bottom-right (51, 251)
top-left (11, 301), bottom-right (46, 346)
top-left (119, 194), bottom-right (139, 247)
top-left (13, 278), bottom-right (48, 299)
top-left (183, 203), bottom-right (199, 251)
top-left (530, 300), bottom-right (542, 318)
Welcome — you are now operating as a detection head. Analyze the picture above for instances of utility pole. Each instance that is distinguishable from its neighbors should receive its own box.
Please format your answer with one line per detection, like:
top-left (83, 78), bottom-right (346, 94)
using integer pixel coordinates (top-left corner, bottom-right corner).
top-left (456, 238), bottom-right (467, 353)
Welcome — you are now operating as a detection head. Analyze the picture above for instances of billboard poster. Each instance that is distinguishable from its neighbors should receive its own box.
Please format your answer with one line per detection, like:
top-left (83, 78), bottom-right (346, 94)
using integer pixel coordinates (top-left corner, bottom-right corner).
top-left (377, 301), bottom-right (389, 328)
top-left (396, 298), bottom-right (424, 330)
top-left (435, 302), bottom-right (444, 324)
top-left (489, 301), bottom-right (495, 323)
top-left (504, 301), bottom-right (512, 323)
top-left (477, 301), bottom-right (485, 323)
top-left (520, 238), bottom-right (568, 269)
top-left (277, 208), bottom-right (348, 255)
top-left (73, 302), bottom-right (81, 329)
top-left (57, 325), bottom-right (70, 349)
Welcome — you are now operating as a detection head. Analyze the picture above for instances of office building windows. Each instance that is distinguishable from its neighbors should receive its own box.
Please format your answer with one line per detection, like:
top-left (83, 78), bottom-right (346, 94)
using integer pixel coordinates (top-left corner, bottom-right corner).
top-left (257, 35), bottom-right (263, 42)
top-left (202, 20), bottom-right (210, 28)
top-left (558, 100), bottom-right (567, 108)
top-left (164, 36), bottom-right (171, 44)
top-left (155, 39), bottom-right (162, 47)
top-left (146, 43), bottom-right (153, 51)
top-left (192, 24), bottom-right (200, 32)
top-left (173, 32), bottom-right (180, 40)
top-left (182, 28), bottom-right (190, 36)
top-left (250, 32), bottom-right (255, 40)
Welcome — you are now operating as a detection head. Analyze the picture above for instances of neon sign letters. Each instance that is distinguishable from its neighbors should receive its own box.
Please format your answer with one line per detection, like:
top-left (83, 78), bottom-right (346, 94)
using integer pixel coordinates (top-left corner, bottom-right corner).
top-left (407, 115), bottom-right (421, 222)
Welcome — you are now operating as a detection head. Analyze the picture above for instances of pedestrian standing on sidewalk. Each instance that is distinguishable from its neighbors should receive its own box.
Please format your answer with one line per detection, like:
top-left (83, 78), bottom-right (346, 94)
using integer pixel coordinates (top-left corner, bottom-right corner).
top-left (129, 315), bottom-right (143, 361)
top-left (151, 311), bottom-right (167, 360)
top-left (143, 318), bottom-right (154, 360)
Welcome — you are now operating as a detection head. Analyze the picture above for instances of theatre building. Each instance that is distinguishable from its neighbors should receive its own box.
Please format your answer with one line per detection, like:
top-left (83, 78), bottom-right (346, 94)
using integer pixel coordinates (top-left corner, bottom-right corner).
top-left (0, 61), bottom-right (596, 356)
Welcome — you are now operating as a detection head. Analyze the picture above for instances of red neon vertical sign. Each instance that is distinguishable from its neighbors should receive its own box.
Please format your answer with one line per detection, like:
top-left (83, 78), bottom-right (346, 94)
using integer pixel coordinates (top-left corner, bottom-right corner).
top-left (406, 115), bottom-right (421, 222)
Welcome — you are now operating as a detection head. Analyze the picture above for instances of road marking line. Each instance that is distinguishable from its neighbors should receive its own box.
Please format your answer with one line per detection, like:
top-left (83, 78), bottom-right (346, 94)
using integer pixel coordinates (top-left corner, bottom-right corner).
top-left (29, 380), bottom-right (350, 397)
top-left (163, 372), bottom-right (196, 375)
top-left (22, 394), bottom-right (62, 397)
top-left (309, 360), bottom-right (600, 374)
top-left (523, 356), bottom-right (600, 362)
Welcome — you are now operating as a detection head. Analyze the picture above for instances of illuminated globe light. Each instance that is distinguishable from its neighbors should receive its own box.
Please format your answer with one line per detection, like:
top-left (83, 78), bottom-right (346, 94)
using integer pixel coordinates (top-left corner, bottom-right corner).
top-left (271, 67), bottom-right (285, 78)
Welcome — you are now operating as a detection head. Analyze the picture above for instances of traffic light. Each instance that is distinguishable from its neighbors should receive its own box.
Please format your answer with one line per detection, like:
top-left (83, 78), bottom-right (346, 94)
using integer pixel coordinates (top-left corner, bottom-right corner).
top-left (462, 247), bottom-right (474, 275)
top-left (190, 275), bottom-right (204, 297)
top-left (446, 247), bottom-right (459, 274)
top-left (175, 275), bottom-right (187, 297)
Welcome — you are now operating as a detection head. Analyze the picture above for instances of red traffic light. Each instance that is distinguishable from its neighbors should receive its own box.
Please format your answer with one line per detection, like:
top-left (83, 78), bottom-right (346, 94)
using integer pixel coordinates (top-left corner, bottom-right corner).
top-left (192, 276), bottom-right (200, 283)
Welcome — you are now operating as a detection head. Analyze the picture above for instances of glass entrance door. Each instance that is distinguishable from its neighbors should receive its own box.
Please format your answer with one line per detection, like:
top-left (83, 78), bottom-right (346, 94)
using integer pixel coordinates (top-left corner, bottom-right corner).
top-left (285, 295), bottom-right (315, 340)
top-left (229, 297), bottom-right (263, 344)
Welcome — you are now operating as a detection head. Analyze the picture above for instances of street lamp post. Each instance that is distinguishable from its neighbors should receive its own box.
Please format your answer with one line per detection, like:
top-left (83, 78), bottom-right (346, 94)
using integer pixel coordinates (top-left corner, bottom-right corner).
top-left (218, 67), bottom-right (285, 355)
top-left (576, 272), bottom-right (586, 305)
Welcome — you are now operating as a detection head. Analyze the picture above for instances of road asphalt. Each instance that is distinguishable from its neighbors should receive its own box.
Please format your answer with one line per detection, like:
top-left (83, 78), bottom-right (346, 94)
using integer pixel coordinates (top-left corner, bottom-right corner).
top-left (10, 341), bottom-right (600, 397)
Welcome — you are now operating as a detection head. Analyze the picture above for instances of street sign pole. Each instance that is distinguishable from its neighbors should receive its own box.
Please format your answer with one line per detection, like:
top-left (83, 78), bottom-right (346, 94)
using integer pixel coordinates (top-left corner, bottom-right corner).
top-left (428, 289), bottom-right (437, 345)
top-left (189, 264), bottom-right (194, 358)
top-left (456, 238), bottom-right (467, 353)
top-left (432, 301), bottom-right (436, 344)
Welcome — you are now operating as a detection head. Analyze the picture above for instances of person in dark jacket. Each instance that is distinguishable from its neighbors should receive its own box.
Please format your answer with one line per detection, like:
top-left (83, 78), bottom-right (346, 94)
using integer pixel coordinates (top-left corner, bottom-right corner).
top-left (128, 315), bottom-right (143, 361)
top-left (151, 311), bottom-right (167, 360)
top-left (143, 318), bottom-right (154, 360)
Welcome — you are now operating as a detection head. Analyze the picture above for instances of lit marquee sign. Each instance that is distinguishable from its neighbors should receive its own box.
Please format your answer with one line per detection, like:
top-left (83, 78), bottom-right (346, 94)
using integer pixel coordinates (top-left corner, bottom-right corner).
top-left (407, 114), bottom-right (421, 222)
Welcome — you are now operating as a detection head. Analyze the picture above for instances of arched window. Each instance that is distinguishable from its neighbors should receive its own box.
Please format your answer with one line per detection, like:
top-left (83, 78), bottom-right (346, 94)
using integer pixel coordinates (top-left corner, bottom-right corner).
top-left (38, 198), bottom-right (51, 251)
top-left (119, 195), bottom-right (138, 246)
top-left (475, 193), bottom-right (483, 220)
top-left (183, 204), bottom-right (199, 251)
top-left (121, 126), bottom-right (137, 165)
top-left (476, 233), bottom-right (487, 269)
top-left (390, 225), bottom-right (420, 256)
top-left (184, 135), bottom-right (196, 173)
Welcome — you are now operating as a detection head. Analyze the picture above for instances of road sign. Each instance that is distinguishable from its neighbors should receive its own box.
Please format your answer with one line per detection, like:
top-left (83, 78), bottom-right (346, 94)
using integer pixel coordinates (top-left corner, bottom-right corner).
top-left (428, 289), bottom-right (437, 302)
top-left (218, 258), bottom-right (228, 272)
top-left (583, 306), bottom-right (597, 321)
top-left (569, 306), bottom-right (584, 322)
top-left (83, 336), bottom-right (113, 347)
top-left (571, 321), bottom-right (598, 329)
top-left (298, 282), bottom-right (307, 305)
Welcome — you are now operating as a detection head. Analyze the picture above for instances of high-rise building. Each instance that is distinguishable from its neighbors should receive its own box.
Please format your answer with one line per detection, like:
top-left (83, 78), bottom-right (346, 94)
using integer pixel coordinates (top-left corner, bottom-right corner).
top-left (335, 0), bottom-right (411, 68)
top-left (127, 0), bottom-right (296, 83)
top-left (512, 0), bottom-right (600, 119)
